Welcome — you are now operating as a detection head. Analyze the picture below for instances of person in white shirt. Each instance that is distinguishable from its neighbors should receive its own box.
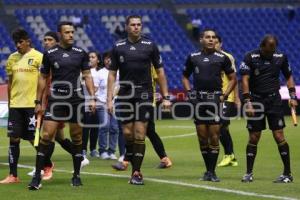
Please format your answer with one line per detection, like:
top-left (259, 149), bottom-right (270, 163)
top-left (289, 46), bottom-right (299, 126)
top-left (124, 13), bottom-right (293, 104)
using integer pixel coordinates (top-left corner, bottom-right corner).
top-left (98, 51), bottom-right (119, 160)
top-left (82, 51), bottom-right (102, 158)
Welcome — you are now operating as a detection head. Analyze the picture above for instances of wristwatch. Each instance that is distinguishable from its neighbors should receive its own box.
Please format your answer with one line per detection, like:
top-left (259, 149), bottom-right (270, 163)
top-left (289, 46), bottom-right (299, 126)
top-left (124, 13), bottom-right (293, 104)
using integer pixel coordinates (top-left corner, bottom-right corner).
top-left (162, 95), bottom-right (171, 101)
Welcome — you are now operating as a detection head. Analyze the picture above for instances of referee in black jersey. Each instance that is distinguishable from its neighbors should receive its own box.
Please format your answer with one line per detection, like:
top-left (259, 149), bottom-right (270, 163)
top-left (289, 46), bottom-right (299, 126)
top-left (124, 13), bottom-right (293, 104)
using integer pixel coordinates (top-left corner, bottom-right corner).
top-left (182, 29), bottom-right (237, 182)
top-left (28, 21), bottom-right (96, 190)
top-left (240, 35), bottom-right (298, 183)
top-left (107, 15), bottom-right (171, 185)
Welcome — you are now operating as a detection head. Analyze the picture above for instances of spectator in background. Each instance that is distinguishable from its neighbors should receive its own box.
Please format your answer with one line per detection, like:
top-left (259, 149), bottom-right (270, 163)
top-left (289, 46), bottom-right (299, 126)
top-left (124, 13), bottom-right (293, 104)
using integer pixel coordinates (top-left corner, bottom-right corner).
top-left (82, 51), bottom-right (102, 158)
top-left (98, 51), bottom-right (119, 160)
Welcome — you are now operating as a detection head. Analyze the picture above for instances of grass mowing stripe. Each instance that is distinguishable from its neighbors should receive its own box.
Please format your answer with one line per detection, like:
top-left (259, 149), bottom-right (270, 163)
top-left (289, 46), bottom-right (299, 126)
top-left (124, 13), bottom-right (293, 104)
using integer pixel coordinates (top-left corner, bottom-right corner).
top-left (1, 163), bottom-right (297, 200)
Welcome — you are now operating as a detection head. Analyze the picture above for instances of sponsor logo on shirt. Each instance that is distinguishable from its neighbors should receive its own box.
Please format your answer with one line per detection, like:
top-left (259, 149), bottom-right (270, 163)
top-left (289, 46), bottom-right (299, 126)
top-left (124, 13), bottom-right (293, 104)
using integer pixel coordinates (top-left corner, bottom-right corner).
top-left (130, 46), bottom-right (136, 51)
top-left (116, 42), bottom-right (126, 47)
top-left (141, 41), bottom-right (152, 45)
top-left (240, 62), bottom-right (249, 70)
top-left (62, 53), bottom-right (69, 58)
top-left (191, 52), bottom-right (201, 57)
top-left (72, 47), bottom-right (83, 52)
top-left (251, 54), bottom-right (260, 58)
top-left (48, 48), bottom-right (58, 54)
top-left (203, 58), bottom-right (209, 62)
top-left (214, 52), bottom-right (224, 57)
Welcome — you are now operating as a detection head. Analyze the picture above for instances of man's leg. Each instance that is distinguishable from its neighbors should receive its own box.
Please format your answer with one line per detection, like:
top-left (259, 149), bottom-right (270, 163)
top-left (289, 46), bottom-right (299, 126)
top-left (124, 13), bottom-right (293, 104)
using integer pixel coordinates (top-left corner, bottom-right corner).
top-left (207, 124), bottom-right (221, 182)
top-left (98, 106), bottom-right (109, 159)
top-left (55, 128), bottom-right (73, 155)
top-left (241, 131), bottom-right (261, 183)
top-left (89, 111), bottom-right (99, 154)
top-left (272, 129), bottom-right (293, 183)
top-left (28, 120), bottom-right (59, 190)
top-left (69, 122), bottom-right (83, 186)
top-left (82, 112), bottom-right (90, 156)
top-left (107, 114), bottom-right (119, 159)
top-left (0, 137), bottom-right (21, 184)
top-left (196, 124), bottom-right (210, 180)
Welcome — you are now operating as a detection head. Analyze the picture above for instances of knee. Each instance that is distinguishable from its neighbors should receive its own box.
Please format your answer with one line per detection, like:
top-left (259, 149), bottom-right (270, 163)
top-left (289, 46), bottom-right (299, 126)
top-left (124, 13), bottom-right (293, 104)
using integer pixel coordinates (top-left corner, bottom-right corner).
top-left (41, 132), bottom-right (54, 142)
top-left (248, 133), bottom-right (260, 145)
top-left (70, 133), bottom-right (82, 145)
top-left (10, 137), bottom-right (20, 143)
top-left (273, 130), bottom-right (285, 143)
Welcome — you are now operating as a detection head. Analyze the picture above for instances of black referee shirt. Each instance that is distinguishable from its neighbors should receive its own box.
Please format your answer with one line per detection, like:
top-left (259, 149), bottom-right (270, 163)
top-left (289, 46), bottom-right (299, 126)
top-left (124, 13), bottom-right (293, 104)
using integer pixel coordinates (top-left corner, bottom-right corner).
top-left (183, 50), bottom-right (234, 92)
top-left (110, 36), bottom-right (163, 98)
top-left (239, 49), bottom-right (292, 94)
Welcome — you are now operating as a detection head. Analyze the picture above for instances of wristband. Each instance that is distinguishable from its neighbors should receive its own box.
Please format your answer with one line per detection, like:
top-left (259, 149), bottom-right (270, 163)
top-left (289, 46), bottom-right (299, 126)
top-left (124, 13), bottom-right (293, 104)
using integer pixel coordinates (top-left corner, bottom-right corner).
top-left (34, 100), bottom-right (41, 105)
top-left (242, 93), bottom-right (251, 103)
top-left (288, 87), bottom-right (297, 100)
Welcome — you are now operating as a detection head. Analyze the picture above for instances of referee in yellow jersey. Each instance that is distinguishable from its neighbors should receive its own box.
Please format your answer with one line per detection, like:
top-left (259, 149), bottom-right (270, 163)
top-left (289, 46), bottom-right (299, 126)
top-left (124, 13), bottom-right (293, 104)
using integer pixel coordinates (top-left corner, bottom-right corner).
top-left (0, 28), bottom-right (43, 184)
top-left (215, 35), bottom-right (240, 167)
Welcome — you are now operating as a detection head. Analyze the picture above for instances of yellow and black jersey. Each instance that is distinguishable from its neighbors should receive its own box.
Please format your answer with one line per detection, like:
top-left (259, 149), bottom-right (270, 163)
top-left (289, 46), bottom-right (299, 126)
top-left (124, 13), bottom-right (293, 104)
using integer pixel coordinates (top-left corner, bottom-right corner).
top-left (221, 50), bottom-right (236, 103)
top-left (6, 48), bottom-right (43, 108)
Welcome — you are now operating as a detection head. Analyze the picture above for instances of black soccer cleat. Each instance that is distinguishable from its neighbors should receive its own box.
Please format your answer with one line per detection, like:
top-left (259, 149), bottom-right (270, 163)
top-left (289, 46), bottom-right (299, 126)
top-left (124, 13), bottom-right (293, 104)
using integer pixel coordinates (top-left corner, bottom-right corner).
top-left (210, 172), bottom-right (220, 182)
top-left (200, 171), bottom-right (211, 181)
top-left (28, 175), bottom-right (42, 190)
top-left (129, 171), bottom-right (144, 185)
top-left (241, 173), bottom-right (253, 183)
top-left (71, 175), bottom-right (83, 187)
top-left (273, 174), bottom-right (293, 183)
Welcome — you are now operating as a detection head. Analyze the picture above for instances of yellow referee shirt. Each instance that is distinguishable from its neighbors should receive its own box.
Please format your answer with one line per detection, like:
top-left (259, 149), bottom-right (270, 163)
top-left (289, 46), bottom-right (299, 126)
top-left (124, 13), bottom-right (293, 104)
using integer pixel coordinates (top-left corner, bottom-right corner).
top-left (221, 51), bottom-right (236, 103)
top-left (6, 48), bottom-right (43, 108)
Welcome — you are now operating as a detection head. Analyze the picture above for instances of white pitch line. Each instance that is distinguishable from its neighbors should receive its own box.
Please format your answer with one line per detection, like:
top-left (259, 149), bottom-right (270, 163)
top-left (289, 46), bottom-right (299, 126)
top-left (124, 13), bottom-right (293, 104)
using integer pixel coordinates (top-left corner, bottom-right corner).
top-left (0, 163), bottom-right (297, 200)
top-left (159, 125), bottom-right (195, 129)
top-left (160, 132), bottom-right (195, 139)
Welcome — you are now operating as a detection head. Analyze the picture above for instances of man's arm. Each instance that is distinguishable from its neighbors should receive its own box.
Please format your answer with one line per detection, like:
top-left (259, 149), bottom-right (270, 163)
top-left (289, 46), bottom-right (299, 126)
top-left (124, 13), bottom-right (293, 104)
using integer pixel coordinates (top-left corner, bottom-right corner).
top-left (286, 75), bottom-right (298, 108)
top-left (107, 70), bottom-right (117, 113)
top-left (241, 74), bottom-right (254, 116)
top-left (7, 75), bottom-right (12, 107)
top-left (155, 68), bottom-right (169, 97)
top-left (182, 75), bottom-right (191, 91)
top-left (223, 72), bottom-right (237, 100)
top-left (35, 73), bottom-right (49, 114)
top-left (82, 69), bottom-right (96, 112)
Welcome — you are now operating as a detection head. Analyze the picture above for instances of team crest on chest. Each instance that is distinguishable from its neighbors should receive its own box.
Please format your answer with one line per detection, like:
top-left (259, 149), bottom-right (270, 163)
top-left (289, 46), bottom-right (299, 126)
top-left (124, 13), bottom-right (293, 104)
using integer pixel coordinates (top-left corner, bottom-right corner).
top-left (119, 56), bottom-right (124, 63)
top-left (54, 62), bottom-right (60, 69)
top-left (254, 68), bottom-right (260, 76)
top-left (28, 59), bottom-right (34, 65)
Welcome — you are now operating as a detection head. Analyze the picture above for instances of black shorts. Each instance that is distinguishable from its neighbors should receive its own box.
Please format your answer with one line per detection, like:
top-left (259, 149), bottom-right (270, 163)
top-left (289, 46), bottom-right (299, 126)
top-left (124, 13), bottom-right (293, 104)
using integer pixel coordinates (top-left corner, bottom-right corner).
top-left (7, 108), bottom-right (35, 140)
top-left (44, 100), bottom-right (84, 123)
top-left (193, 93), bottom-right (222, 125)
top-left (221, 101), bottom-right (237, 126)
top-left (115, 98), bottom-right (154, 124)
top-left (247, 92), bottom-right (285, 132)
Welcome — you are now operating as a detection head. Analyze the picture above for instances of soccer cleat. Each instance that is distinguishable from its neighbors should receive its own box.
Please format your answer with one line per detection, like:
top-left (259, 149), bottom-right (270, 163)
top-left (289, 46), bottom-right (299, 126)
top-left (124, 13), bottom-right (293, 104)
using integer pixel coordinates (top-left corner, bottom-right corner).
top-left (217, 155), bottom-right (232, 167)
top-left (112, 161), bottom-right (129, 171)
top-left (28, 168), bottom-right (44, 177)
top-left (118, 155), bottom-right (125, 162)
top-left (200, 171), bottom-right (211, 181)
top-left (241, 173), bottom-right (253, 183)
top-left (109, 153), bottom-right (118, 160)
top-left (273, 174), bottom-right (293, 183)
top-left (90, 150), bottom-right (99, 158)
top-left (157, 157), bottom-right (172, 169)
top-left (71, 176), bottom-right (83, 187)
top-left (210, 172), bottom-right (220, 182)
top-left (100, 152), bottom-right (110, 160)
top-left (0, 175), bottom-right (20, 184)
top-left (230, 158), bottom-right (238, 167)
top-left (28, 175), bottom-right (42, 190)
top-left (43, 163), bottom-right (55, 181)
top-left (80, 157), bottom-right (90, 169)
top-left (129, 171), bottom-right (144, 185)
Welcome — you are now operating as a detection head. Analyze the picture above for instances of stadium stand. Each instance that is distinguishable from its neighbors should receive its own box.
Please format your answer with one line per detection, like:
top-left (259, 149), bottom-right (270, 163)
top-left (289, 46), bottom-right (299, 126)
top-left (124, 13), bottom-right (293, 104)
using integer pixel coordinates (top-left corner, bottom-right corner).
top-left (0, 3), bottom-right (299, 88)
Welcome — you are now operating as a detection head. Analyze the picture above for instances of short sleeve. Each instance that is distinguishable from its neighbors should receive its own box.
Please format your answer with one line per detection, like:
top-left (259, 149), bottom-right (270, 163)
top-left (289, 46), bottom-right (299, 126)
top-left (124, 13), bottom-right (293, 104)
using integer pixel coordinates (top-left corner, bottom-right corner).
top-left (182, 55), bottom-right (194, 78)
top-left (239, 53), bottom-right (251, 76)
top-left (151, 43), bottom-right (163, 69)
top-left (227, 54), bottom-right (237, 72)
top-left (281, 54), bottom-right (292, 79)
top-left (110, 46), bottom-right (119, 71)
top-left (5, 55), bottom-right (13, 76)
top-left (81, 51), bottom-right (90, 71)
top-left (40, 52), bottom-right (51, 75)
top-left (222, 55), bottom-right (234, 75)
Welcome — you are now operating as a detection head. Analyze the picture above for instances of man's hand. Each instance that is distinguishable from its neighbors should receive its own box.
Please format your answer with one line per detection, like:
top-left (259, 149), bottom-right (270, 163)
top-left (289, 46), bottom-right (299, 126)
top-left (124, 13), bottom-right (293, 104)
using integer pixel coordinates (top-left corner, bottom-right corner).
top-left (162, 99), bottom-right (171, 112)
top-left (35, 104), bottom-right (42, 115)
top-left (235, 97), bottom-right (242, 108)
top-left (245, 101), bottom-right (255, 117)
top-left (107, 99), bottom-right (113, 114)
top-left (89, 99), bottom-right (96, 113)
top-left (289, 99), bottom-right (298, 109)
